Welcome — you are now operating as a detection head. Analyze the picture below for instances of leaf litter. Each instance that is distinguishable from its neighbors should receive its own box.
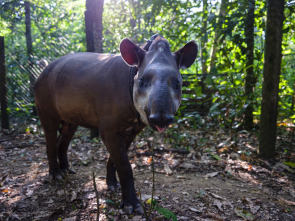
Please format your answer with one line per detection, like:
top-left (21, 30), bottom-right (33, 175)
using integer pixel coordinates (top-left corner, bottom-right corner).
top-left (0, 126), bottom-right (294, 220)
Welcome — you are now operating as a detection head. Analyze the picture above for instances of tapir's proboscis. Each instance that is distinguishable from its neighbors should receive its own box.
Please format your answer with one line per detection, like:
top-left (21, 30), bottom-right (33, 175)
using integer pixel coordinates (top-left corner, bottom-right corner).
top-left (34, 35), bottom-right (198, 215)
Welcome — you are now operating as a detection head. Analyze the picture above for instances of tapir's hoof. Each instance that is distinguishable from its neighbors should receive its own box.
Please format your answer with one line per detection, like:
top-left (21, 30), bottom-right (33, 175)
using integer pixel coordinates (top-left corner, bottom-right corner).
top-left (49, 171), bottom-right (63, 181)
top-left (61, 167), bottom-right (76, 175)
top-left (108, 182), bottom-right (121, 192)
top-left (49, 167), bottom-right (75, 181)
top-left (124, 205), bottom-right (133, 215)
top-left (134, 204), bottom-right (144, 215)
top-left (121, 202), bottom-right (144, 215)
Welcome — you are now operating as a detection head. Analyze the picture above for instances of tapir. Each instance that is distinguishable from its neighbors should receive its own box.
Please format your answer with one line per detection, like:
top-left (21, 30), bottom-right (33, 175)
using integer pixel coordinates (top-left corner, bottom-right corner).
top-left (34, 34), bottom-right (198, 214)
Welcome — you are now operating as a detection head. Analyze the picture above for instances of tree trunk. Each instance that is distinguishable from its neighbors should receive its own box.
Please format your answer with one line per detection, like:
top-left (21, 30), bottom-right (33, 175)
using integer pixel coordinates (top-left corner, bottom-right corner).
top-left (24, 1), bottom-right (34, 102)
top-left (208, 0), bottom-right (228, 74)
top-left (85, 0), bottom-right (104, 138)
top-left (0, 36), bottom-right (9, 129)
top-left (244, 0), bottom-right (255, 131)
top-left (199, 0), bottom-right (212, 115)
top-left (85, 0), bottom-right (104, 53)
top-left (201, 0), bottom-right (208, 77)
top-left (259, 0), bottom-right (285, 159)
top-left (93, 0), bottom-right (104, 53)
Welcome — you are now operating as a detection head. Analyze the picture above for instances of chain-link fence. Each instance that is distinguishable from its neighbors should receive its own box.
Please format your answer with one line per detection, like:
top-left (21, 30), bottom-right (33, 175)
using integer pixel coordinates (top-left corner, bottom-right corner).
top-left (0, 36), bottom-right (74, 127)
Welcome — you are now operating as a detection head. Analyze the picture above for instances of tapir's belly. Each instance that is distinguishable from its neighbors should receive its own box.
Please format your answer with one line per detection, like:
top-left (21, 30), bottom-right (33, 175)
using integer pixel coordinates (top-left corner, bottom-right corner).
top-left (55, 95), bottom-right (100, 128)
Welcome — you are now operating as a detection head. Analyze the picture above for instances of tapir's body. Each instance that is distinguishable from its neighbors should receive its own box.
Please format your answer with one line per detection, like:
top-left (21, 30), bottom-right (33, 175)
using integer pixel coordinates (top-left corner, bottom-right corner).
top-left (35, 35), bottom-right (198, 215)
top-left (35, 53), bottom-right (141, 130)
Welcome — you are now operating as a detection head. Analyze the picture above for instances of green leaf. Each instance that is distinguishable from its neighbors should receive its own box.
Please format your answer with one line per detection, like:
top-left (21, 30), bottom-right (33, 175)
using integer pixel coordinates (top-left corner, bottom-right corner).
top-left (209, 103), bottom-right (220, 112)
top-left (283, 162), bottom-right (295, 168)
top-left (156, 207), bottom-right (177, 221)
top-left (212, 154), bottom-right (221, 161)
top-left (234, 208), bottom-right (255, 220)
top-left (105, 199), bottom-right (116, 206)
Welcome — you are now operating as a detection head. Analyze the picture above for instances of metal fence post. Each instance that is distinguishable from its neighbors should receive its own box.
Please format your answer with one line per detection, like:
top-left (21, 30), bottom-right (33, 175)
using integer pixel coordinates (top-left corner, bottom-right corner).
top-left (0, 36), bottom-right (9, 129)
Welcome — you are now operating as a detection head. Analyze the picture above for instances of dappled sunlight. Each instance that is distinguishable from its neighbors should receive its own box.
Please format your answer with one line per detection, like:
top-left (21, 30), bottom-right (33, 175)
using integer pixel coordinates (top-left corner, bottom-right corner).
top-left (1, 126), bottom-right (295, 219)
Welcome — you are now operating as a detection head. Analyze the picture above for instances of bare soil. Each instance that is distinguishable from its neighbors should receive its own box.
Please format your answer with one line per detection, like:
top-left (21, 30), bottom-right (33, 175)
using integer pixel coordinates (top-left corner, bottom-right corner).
top-left (0, 126), bottom-right (294, 220)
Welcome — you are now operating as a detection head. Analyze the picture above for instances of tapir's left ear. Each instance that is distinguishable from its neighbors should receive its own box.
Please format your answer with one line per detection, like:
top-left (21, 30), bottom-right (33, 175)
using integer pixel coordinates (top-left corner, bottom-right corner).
top-left (120, 38), bottom-right (146, 67)
top-left (173, 40), bottom-right (198, 69)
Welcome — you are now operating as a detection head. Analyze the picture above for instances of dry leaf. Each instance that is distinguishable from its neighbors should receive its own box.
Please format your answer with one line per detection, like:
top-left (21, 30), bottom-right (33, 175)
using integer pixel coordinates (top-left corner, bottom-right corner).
top-left (204, 172), bottom-right (219, 178)
top-left (164, 164), bottom-right (173, 175)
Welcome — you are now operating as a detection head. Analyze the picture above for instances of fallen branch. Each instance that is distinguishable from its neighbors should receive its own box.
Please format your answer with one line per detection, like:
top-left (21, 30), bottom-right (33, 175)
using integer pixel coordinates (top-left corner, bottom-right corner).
top-left (92, 171), bottom-right (100, 221)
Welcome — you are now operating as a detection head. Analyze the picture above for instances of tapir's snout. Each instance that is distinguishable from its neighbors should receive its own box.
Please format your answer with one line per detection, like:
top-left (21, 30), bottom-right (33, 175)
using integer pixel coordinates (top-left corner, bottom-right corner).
top-left (148, 113), bottom-right (174, 133)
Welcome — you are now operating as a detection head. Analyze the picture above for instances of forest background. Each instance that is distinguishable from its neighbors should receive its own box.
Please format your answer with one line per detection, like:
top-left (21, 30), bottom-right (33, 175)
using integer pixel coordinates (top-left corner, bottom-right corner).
top-left (1, 0), bottom-right (295, 220)
top-left (0, 0), bottom-right (295, 162)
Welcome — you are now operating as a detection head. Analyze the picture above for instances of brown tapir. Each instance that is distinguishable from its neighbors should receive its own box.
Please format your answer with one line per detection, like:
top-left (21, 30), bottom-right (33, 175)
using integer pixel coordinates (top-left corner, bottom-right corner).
top-left (34, 34), bottom-right (198, 214)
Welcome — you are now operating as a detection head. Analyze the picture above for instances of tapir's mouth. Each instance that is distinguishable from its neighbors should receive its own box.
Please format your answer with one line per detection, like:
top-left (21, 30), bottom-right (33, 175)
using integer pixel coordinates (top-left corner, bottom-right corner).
top-left (148, 117), bottom-right (173, 133)
top-left (149, 124), bottom-right (167, 133)
top-left (155, 125), bottom-right (167, 133)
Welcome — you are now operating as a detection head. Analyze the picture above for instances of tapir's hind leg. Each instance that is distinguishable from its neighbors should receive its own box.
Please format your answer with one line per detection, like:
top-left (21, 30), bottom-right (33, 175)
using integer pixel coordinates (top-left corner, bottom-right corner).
top-left (37, 111), bottom-right (61, 180)
top-left (106, 157), bottom-right (121, 192)
top-left (57, 122), bottom-right (78, 176)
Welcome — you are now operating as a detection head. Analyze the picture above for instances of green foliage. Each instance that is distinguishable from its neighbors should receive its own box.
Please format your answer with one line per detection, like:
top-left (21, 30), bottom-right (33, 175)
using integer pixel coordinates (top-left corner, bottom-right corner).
top-left (156, 206), bottom-right (178, 221)
top-left (283, 161), bottom-right (295, 169)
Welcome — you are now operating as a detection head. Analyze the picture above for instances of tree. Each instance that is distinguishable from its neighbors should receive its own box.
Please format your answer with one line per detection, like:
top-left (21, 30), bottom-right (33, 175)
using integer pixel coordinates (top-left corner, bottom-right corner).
top-left (24, 1), bottom-right (34, 103)
top-left (85, 0), bottom-right (104, 53)
top-left (85, 0), bottom-right (104, 138)
top-left (259, 0), bottom-right (285, 159)
top-left (244, 0), bottom-right (255, 131)
top-left (208, 0), bottom-right (228, 74)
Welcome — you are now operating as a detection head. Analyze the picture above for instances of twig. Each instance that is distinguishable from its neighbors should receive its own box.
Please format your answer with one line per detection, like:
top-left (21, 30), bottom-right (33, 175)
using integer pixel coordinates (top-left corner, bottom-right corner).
top-left (139, 188), bottom-right (148, 219)
top-left (153, 147), bottom-right (190, 154)
top-left (148, 141), bottom-right (155, 219)
top-left (92, 171), bottom-right (100, 221)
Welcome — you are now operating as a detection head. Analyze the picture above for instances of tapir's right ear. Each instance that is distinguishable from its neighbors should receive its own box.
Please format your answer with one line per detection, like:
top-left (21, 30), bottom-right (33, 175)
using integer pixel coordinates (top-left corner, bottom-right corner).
top-left (120, 38), bottom-right (146, 67)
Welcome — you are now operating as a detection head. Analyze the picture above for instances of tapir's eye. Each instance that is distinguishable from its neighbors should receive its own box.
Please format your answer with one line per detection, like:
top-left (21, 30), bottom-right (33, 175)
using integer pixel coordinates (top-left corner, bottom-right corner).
top-left (139, 78), bottom-right (146, 88)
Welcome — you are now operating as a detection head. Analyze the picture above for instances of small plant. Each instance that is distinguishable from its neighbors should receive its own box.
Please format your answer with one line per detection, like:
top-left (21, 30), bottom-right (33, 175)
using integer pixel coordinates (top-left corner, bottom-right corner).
top-left (141, 141), bottom-right (178, 221)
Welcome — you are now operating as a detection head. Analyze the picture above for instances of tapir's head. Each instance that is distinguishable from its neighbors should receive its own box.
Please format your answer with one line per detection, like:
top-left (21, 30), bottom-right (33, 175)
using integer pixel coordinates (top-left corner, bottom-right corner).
top-left (120, 35), bottom-right (198, 133)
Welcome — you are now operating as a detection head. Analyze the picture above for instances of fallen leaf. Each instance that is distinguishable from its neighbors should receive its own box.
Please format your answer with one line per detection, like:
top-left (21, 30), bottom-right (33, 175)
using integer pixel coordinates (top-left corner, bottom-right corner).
top-left (57, 190), bottom-right (65, 196)
top-left (180, 162), bottom-right (196, 169)
top-left (214, 200), bottom-right (223, 212)
top-left (70, 191), bottom-right (77, 201)
top-left (147, 157), bottom-right (152, 164)
top-left (63, 217), bottom-right (76, 221)
top-left (164, 164), bottom-right (173, 175)
top-left (210, 192), bottom-right (224, 200)
top-left (283, 161), bottom-right (295, 168)
top-left (26, 189), bottom-right (34, 197)
top-left (249, 204), bottom-right (260, 214)
top-left (189, 207), bottom-right (201, 213)
top-left (211, 154), bottom-right (221, 160)
top-left (234, 208), bottom-right (255, 220)
top-left (204, 172), bottom-right (219, 178)
top-left (140, 194), bottom-right (152, 201)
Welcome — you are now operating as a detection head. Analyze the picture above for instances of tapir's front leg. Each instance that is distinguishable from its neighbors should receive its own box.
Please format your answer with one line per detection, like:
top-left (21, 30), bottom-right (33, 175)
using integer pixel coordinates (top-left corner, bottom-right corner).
top-left (100, 131), bottom-right (143, 215)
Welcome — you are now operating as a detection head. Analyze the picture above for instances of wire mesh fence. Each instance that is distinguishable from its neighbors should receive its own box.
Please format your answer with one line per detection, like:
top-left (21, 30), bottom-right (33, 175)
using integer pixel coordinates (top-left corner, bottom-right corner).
top-left (2, 36), bottom-right (74, 126)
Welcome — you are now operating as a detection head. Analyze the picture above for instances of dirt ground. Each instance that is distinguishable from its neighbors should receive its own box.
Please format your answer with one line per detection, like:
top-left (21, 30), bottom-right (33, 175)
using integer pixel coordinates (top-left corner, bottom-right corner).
top-left (0, 126), bottom-right (294, 221)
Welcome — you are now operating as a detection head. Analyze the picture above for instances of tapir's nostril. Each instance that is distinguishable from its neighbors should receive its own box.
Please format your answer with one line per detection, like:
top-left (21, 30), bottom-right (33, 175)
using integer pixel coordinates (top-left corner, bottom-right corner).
top-left (149, 114), bottom-right (174, 127)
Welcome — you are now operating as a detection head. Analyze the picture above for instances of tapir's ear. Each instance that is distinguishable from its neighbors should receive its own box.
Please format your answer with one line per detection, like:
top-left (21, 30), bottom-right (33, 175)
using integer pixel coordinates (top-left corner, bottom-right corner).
top-left (120, 38), bottom-right (146, 67)
top-left (173, 40), bottom-right (198, 69)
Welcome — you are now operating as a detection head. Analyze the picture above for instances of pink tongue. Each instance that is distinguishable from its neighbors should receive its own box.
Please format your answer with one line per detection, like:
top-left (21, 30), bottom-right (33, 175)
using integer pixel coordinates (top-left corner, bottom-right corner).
top-left (156, 126), bottom-right (167, 133)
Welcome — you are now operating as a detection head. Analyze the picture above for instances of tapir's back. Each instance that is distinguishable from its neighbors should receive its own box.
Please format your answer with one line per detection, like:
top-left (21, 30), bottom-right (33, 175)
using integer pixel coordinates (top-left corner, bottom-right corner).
top-left (34, 52), bottom-right (133, 128)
